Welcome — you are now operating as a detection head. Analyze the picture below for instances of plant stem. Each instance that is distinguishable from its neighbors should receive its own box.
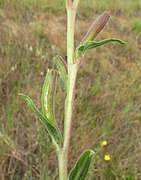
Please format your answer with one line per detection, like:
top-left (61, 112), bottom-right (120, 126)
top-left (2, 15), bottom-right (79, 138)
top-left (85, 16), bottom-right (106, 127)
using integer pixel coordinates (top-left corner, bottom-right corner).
top-left (67, 9), bottom-right (76, 71)
top-left (57, 3), bottom-right (79, 179)
top-left (58, 64), bottom-right (78, 180)
top-left (58, 150), bottom-right (66, 180)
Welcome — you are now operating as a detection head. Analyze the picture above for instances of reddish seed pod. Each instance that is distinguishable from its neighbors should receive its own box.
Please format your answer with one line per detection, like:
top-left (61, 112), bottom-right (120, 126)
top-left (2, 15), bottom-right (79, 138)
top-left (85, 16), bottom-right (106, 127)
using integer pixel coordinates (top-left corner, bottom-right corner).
top-left (80, 11), bottom-right (110, 45)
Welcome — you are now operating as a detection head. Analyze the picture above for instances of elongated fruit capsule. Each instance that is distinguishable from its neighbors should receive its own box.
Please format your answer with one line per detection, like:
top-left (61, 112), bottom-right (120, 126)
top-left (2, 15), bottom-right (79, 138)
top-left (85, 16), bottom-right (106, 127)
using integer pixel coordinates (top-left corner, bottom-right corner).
top-left (80, 11), bottom-right (110, 45)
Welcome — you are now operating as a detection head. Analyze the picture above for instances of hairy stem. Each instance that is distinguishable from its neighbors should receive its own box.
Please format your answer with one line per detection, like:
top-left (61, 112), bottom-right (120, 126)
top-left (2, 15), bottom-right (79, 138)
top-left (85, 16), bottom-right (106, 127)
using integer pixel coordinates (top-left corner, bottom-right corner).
top-left (67, 9), bottom-right (76, 70)
top-left (57, 2), bottom-right (79, 179)
top-left (64, 64), bottom-right (78, 176)
top-left (58, 65), bottom-right (78, 180)
top-left (58, 150), bottom-right (66, 180)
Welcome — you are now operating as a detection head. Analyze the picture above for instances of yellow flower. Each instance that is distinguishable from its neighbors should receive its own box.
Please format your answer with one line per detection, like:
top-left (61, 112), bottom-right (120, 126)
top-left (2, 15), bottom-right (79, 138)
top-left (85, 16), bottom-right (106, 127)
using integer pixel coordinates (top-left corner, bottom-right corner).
top-left (101, 140), bottom-right (108, 146)
top-left (104, 154), bottom-right (111, 161)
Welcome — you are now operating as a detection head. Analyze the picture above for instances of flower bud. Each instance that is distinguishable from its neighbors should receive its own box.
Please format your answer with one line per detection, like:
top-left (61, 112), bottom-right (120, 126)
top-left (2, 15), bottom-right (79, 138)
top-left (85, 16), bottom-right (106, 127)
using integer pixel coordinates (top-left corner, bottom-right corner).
top-left (80, 11), bottom-right (110, 45)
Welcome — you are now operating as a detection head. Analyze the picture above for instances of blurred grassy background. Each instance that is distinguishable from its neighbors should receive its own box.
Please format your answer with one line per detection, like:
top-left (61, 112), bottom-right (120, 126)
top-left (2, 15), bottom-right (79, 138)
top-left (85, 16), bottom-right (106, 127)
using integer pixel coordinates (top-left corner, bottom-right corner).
top-left (0, 0), bottom-right (141, 179)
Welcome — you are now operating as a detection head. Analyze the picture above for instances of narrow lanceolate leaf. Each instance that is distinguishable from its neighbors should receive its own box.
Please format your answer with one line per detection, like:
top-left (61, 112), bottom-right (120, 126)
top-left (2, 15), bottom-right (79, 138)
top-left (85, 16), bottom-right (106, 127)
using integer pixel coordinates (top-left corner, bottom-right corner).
top-left (53, 56), bottom-right (68, 91)
top-left (19, 93), bottom-right (61, 146)
top-left (77, 38), bottom-right (127, 57)
top-left (41, 69), bottom-right (57, 128)
top-left (80, 11), bottom-right (110, 45)
top-left (69, 150), bottom-right (95, 180)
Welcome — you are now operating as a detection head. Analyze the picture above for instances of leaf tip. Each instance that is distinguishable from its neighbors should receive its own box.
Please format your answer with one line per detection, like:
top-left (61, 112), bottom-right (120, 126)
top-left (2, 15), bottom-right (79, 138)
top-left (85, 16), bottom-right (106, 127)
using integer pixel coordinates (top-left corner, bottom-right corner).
top-left (18, 93), bottom-right (24, 97)
top-left (122, 41), bottom-right (127, 45)
top-left (89, 149), bottom-right (95, 156)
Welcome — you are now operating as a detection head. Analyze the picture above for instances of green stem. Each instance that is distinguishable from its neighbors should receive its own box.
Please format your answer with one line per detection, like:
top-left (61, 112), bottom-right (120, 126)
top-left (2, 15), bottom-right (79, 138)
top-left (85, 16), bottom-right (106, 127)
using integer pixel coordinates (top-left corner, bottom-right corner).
top-left (57, 1), bottom-right (80, 179)
top-left (59, 67), bottom-right (78, 180)
top-left (67, 9), bottom-right (75, 71)
top-left (57, 4), bottom-right (79, 180)
top-left (58, 150), bottom-right (66, 180)
top-left (57, 64), bottom-right (78, 180)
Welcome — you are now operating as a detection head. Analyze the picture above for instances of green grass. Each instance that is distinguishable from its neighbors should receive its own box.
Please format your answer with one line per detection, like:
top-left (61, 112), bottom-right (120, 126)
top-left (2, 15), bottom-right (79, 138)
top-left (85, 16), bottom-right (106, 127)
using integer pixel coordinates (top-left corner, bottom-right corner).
top-left (0, 0), bottom-right (141, 179)
top-left (132, 20), bottom-right (141, 33)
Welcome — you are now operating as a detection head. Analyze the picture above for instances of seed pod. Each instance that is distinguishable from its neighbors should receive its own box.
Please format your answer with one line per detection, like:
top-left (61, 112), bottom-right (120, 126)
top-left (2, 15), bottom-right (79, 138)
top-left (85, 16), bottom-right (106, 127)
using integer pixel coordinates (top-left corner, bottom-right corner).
top-left (41, 69), bottom-right (58, 128)
top-left (53, 56), bottom-right (68, 92)
top-left (80, 11), bottom-right (110, 45)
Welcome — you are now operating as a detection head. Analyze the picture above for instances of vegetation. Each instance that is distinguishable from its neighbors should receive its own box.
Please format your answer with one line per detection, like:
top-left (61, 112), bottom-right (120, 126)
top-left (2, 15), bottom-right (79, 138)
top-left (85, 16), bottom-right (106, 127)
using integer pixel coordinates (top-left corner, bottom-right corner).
top-left (0, 0), bottom-right (141, 179)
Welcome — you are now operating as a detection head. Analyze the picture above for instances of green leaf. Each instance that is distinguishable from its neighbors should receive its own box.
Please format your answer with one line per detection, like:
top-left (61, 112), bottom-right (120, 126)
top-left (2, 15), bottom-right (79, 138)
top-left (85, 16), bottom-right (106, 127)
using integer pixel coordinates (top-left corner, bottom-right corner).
top-left (69, 149), bottom-right (95, 180)
top-left (41, 69), bottom-right (57, 128)
top-left (53, 56), bottom-right (68, 91)
top-left (77, 38), bottom-right (127, 57)
top-left (19, 93), bottom-right (61, 146)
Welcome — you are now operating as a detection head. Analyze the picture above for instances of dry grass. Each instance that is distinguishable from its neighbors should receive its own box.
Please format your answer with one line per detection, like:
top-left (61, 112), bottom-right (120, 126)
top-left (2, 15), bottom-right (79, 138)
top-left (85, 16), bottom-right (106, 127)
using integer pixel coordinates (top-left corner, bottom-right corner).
top-left (0, 0), bottom-right (141, 179)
